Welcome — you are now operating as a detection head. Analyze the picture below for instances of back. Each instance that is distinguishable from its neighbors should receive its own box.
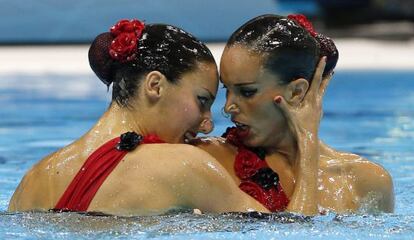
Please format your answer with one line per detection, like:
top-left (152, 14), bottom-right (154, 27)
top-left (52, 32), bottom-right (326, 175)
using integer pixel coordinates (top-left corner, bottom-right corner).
top-left (9, 140), bottom-right (267, 215)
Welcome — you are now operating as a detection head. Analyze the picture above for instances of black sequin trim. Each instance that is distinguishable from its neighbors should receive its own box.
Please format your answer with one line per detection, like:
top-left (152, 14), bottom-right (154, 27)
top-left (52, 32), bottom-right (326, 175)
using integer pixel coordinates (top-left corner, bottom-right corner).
top-left (251, 168), bottom-right (280, 190)
top-left (116, 132), bottom-right (143, 151)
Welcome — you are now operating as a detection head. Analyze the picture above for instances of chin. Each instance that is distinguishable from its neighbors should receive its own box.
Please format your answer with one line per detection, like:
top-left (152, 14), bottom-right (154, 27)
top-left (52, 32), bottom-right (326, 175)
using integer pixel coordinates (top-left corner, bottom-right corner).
top-left (242, 135), bottom-right (262, 148)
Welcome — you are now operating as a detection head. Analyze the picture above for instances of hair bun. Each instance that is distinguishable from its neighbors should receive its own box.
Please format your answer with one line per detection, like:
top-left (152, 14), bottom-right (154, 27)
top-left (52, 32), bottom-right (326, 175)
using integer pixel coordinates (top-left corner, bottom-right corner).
top-left (88, 32), bottom-right (116, 86)
top-left (315, 33), bottom-right (339, 76)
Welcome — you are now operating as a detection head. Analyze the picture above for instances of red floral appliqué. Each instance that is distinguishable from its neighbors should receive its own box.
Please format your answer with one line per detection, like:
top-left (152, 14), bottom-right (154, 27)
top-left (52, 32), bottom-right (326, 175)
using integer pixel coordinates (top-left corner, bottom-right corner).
top-left (109, 19), bottom-right (145, 62)
top-left (223, 127), bottom-right (289, 212)
top-left (234, 148), bottom-right (267, 179)
top-left (239, 181), bottom-right (267, 203)
top-left (288, 14), bottom-right (317, 37)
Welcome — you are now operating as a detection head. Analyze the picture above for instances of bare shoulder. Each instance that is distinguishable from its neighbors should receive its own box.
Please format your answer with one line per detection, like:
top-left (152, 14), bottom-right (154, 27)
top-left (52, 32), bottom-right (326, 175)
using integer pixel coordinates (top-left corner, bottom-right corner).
top-left (190, 136), bottom-right (237, 161)
top-left (346, 155), bottom-right (393, 195)
top-left (321, 146), bottom-right (394, 212)
top-left (8, 150), bottom-right (61, 211)
top-left (327, 150), bottom-right (392, 189)
top-left (121, 143), bottom-right (231, 180)
top-left (321, 144), bottom-right (392, 188)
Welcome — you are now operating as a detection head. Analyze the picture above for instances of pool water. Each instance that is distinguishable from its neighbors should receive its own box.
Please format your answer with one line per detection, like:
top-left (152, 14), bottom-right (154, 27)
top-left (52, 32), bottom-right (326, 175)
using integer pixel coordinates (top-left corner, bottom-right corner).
top-left (1, 70), bottom-right (414, 239)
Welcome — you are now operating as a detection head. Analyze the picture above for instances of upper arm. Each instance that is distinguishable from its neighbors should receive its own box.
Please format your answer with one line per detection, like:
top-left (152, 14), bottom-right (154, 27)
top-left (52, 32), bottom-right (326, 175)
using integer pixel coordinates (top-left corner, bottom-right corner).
top-left (8, 167), bottom-right (41, 211)
top-left (354, 161), bottom-right (394, 212)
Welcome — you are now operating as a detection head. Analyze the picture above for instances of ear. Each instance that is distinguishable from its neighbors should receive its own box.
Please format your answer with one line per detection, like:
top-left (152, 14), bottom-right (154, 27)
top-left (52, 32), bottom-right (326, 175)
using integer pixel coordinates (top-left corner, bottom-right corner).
top-left (143, 71), bottom-right (167, 101)
top-left (284, 78), bottom-right (309, 105)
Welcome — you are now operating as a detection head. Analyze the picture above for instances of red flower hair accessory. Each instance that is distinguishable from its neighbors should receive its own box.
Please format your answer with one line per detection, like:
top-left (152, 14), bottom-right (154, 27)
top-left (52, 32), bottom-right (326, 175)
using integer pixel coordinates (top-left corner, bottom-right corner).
top-left (287, 14), bottom-right (317, 37)
top-left (109, 19), bottom-right (145, 63)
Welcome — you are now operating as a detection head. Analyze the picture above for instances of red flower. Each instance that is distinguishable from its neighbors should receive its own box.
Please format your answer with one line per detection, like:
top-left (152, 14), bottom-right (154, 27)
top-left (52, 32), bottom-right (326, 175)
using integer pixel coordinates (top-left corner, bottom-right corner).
top-left (110, 19), bottom-right (145, 37)
top-left (239, 181), bottom-right (267, 204)
top-left (109, 32), bottom-right (138, 62)
top-left (234, 148), bottom-right (267, 179)
top-left (223, 127), bottom-right (249, 147)
top-left (223, 127), bottom-right (239, 146)
top-left (265, 184), bottom-right (290, 212)
top-left (109, 19), bottom-right (145, 63)
top-left (287, 14), bottom-right (317, 37)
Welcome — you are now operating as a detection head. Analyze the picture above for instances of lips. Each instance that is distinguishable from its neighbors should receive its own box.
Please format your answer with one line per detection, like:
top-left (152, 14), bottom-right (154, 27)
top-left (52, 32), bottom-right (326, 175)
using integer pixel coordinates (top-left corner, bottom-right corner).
top-left (232, 120), bottom-right (250, 138)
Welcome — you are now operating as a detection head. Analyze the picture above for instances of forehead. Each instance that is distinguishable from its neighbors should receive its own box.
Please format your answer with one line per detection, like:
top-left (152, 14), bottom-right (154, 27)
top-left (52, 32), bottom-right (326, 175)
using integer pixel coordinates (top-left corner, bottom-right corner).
top-left (220, 45), bottom-right (264, 85)
top-left (180, 62), bottom-right (219, 93)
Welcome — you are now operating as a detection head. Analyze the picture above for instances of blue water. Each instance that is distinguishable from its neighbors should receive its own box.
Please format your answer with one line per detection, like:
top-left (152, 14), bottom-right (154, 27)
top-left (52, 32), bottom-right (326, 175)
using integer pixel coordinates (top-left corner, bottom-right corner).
top-left (1, 70), bottom-right (414, 239)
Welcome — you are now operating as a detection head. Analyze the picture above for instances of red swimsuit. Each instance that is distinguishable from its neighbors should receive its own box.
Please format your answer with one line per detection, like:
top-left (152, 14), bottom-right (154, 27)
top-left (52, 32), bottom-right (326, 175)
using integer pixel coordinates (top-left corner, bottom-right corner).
top-left (223, 127), bottom-right (290, 212)
top-left (54, 132), bottom-right (164, 212)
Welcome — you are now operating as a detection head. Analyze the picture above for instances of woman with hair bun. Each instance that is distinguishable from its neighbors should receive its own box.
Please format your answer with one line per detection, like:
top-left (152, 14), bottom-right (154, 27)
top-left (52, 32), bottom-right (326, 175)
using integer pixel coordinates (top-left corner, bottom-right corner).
top-left (8, 19), bottom-right (268, 216)
top-left (197, 14), bottom-right (394, 215)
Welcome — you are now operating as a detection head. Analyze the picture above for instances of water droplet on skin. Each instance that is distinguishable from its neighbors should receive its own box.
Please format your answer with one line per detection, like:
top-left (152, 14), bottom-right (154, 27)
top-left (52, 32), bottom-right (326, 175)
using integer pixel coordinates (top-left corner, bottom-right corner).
top-left (207, 161), bottom-right (219, 173)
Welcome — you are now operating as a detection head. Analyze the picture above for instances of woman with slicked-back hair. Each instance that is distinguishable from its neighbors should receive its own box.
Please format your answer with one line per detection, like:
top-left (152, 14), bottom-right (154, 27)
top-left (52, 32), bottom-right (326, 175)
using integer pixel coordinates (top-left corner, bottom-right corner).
top-left (197, 14), bottom-right (394, 215)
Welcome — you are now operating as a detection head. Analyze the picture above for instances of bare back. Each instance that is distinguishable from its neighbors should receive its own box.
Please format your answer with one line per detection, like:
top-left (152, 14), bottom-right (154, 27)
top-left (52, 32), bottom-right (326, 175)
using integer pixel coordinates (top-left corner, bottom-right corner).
top-left (8, 135), bottom-right (268, 216)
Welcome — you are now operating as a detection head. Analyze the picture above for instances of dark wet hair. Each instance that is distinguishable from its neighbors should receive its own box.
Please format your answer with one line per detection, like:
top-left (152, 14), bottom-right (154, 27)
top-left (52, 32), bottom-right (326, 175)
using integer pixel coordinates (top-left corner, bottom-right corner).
top-left (89, 23), bottom-right (215, 106)
top-left (226, 14), bottom-right (338, 84)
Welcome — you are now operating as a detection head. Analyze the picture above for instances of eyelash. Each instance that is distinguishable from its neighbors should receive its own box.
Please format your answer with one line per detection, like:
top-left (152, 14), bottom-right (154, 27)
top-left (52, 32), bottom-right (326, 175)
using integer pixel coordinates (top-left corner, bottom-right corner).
top-left (222, 85), bottom-right (257, 98)
top-left (240, 88), bottom-right (257, 98)
top-left (197, 96), bottom-right (209, 108)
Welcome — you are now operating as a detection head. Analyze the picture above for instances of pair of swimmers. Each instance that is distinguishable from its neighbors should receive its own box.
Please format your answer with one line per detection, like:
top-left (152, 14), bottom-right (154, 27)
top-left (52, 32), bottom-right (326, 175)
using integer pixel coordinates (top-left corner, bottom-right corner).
top-left (8, 14), bottom-right (394, 216)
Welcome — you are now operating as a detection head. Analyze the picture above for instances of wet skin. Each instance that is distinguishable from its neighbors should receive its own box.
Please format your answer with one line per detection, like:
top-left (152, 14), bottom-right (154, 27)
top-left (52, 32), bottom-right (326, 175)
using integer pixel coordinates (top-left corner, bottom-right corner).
top-left (8, 61), bottom-right (269, 216)
top-left (197, 45), bottom-right (394, 214)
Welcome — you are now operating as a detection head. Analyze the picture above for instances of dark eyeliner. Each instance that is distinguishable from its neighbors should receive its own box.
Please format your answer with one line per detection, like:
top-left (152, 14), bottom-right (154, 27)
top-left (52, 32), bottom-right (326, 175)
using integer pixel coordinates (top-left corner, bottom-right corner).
top-left (240, 87), bottom-right (257, 97)
top-left (197, 96), bottom-right (209, 108)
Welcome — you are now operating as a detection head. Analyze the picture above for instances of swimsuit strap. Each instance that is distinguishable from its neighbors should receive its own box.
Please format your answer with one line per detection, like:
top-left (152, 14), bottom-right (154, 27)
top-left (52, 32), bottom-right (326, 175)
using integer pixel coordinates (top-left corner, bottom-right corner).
top-left (54, 132), bottom-right (164, 212)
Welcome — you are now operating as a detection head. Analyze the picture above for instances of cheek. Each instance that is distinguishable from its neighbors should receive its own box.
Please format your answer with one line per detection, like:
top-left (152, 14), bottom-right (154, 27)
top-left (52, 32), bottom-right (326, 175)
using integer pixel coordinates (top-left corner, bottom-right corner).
top-left (252, 100), bottom-right (284, 128)
top-left (174, 100), bottom-right (201, 126)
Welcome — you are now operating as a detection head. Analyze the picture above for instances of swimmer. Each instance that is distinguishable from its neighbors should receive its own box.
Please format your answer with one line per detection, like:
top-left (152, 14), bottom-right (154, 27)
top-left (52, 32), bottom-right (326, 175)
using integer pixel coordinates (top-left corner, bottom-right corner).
top-left (196, 14), bottom-right (394, 215)
top-left (8, 19), bottom-right (268, 216)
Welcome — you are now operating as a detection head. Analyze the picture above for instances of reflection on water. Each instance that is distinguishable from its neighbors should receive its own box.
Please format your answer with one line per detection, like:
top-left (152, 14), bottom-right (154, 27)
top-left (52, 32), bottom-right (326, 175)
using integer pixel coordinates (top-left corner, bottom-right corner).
top-left (1, 70), bottom-right (414, 239)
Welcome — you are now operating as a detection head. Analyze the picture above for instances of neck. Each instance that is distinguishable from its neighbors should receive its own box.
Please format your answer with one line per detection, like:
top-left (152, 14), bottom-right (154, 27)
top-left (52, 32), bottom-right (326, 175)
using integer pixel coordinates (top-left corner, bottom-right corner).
top-left (88, 103), bottom-right (147, 139)
top-left (266, 130), bottom-right (298, 166)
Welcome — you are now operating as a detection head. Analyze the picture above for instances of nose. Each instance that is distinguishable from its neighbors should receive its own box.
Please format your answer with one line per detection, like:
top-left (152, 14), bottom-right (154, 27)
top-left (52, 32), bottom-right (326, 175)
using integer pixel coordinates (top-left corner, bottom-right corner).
top-left (224, 90), bottom-right (240, 115)
top-left (198, 118), bottom-right (214, 134)
top-left (224, 102), bottom-right (240, 115)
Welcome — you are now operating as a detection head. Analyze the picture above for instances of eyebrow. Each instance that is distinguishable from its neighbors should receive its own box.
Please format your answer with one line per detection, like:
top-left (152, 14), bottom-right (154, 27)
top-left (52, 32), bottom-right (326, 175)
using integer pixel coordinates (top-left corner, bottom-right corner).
top-left (234, 81), bottom-right (256, 87)
top-left (203, 88), bottom-right (216, 101)
top-left (219, 74), bottom-right (256, 88)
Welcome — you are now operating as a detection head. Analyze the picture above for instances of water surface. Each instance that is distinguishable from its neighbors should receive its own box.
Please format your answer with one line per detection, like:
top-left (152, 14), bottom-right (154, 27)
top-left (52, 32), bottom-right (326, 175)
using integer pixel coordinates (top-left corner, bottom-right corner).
top-left (1, 71), bottom-right (413, 239)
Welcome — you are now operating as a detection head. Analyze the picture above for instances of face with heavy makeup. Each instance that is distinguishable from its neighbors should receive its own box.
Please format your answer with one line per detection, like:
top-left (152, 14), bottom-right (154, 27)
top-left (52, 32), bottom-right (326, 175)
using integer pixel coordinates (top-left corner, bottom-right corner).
top-left (221, 45), bottom-right (300, 149)
top-left (154, 61), bottom-right (219, 143)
